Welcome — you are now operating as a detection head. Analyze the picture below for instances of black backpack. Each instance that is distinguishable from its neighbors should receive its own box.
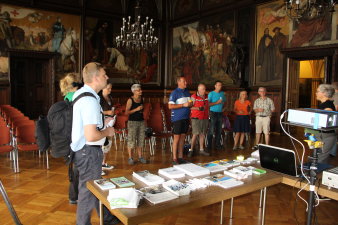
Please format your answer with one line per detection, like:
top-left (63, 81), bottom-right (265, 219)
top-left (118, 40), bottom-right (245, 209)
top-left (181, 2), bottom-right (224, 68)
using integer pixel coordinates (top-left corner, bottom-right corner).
top-left (39, 92), bottom-right (96, 160)
top-left (35, 115), bottom-right (50, 152)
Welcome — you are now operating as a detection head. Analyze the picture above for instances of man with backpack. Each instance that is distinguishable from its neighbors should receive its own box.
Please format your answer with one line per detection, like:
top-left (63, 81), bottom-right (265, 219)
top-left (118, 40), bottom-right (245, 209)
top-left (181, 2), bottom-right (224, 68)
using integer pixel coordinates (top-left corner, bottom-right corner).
top-left (71, 62), bottom-right (119, 225)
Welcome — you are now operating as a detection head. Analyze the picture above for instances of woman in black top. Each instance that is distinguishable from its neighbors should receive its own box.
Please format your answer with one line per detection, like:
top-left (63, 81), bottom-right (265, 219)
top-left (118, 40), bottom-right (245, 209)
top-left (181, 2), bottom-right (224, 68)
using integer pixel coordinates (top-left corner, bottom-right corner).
top-left (314, 84), bottom-right (336, 163)
top-left (99, 83), bottom-right (115, 174)
top-left (125, 84), bottom-right (148, 165)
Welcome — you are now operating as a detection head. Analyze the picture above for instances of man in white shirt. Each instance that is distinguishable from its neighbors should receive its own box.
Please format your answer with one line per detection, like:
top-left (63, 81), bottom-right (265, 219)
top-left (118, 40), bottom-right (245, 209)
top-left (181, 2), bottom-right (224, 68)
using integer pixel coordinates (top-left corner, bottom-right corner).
top-left (71, 62), bottom-right (118, 225)
top-left (252, 87), bottom-right (275, 149)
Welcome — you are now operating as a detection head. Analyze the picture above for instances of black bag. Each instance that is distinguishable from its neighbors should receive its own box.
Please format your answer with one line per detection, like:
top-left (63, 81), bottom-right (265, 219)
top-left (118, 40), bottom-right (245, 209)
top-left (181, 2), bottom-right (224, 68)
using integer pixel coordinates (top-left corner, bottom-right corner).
top-left (47, 92), bottom-right (96, 160)
top-left (35, 115), bottom-right (50, 152)
top-left (145, 127), bottom-right (153, 138)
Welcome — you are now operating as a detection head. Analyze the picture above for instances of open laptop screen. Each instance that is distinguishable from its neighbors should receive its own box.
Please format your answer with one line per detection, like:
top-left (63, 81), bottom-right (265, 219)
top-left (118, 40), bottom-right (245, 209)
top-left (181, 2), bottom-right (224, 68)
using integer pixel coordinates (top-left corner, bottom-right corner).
top-left (258, 144), bottom-right (298, 177)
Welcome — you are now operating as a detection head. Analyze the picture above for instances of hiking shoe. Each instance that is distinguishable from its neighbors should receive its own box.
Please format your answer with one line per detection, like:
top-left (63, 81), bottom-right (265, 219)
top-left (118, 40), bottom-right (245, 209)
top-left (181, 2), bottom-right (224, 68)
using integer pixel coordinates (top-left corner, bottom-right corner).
top-left (187, 149), bottom-right (193, 157)
top-left (178, 158), bottom-right (188, 164)
top-left (199, 150), bottom-right (210, 156)
top-left (139, 157), bottom-right (148, 164)
top-left (69, 200), bottom-right (77, 204)
top-left (102, 163), bottom-right (114, 170)
top-left (128, 158), bottom-right (134, 165)
top-left (238, 145), bottom-right (245, 150)
top-left (172, 159), bottom-right (179, 165)
top-left (233, 146), bottom-right (238, 150)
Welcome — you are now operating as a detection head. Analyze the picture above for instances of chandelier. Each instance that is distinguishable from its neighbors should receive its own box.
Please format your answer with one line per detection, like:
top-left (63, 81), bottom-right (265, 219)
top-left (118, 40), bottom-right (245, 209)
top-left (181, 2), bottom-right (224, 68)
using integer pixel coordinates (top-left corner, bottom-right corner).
top-left (284, 0), bottom-right (335, 22)
top-left (115, 0), bottom-right (158, 51)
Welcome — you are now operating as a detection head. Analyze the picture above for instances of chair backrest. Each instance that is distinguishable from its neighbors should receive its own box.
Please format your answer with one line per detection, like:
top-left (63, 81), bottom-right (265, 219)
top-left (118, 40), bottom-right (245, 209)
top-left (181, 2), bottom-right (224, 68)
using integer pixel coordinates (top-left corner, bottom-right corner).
top-left (10, 116), bottom-right (29, 128)
top-left (115, 115), bottom-right (129, 130)
top-left (16, 124), bottom-right (36, 144)
top-left (147, 113), bottom-right (164, 133)
top-left (13, 120), bottom-right (35, 136)
top-left (143, 103), bottom-right (151, 120)
top-left (0, 126), bottom-right (10, 145)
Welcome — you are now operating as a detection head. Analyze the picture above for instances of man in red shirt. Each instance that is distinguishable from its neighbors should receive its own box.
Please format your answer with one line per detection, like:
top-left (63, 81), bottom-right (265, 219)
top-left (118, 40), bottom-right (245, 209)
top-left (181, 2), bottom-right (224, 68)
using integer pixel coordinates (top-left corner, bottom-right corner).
top-left (188, 83), bottom-right (210, 157)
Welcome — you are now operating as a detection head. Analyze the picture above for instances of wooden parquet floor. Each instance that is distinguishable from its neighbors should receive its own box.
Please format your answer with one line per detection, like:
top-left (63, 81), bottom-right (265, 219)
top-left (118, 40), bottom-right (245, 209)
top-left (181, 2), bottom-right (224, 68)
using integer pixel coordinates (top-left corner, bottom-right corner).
top-left (1, 134), bottom-right (338, 225)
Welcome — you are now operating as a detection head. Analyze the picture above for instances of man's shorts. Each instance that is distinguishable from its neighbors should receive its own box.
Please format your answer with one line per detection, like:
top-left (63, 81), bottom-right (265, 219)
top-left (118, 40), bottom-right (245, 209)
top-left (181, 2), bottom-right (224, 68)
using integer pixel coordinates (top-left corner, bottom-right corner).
top-left (191, 118), bottom-right (208, 135)
top-left (255, 116), bottom-right (270, 134)
top-left (172, 119), bottom-right (189, 135)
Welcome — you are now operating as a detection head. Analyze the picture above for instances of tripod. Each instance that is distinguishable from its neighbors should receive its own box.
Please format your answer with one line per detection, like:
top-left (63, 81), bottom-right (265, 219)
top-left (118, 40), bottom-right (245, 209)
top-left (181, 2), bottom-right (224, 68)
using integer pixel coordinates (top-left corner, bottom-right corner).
top-left (0, 179), bottom-right (22, 225)
top-left (306, 146), bottom-right (320, 225)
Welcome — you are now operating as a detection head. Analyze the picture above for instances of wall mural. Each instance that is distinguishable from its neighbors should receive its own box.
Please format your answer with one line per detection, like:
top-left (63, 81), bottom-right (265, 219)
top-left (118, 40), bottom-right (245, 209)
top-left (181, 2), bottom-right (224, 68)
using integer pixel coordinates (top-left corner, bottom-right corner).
top-left (84, 17), bottom-right (159, 85)
top-left (255, 1), bottom-right (338, 86)
top-left (171, 13), bottom-right (238, 87)
top-left (0, 4), bottom-right (81, 80)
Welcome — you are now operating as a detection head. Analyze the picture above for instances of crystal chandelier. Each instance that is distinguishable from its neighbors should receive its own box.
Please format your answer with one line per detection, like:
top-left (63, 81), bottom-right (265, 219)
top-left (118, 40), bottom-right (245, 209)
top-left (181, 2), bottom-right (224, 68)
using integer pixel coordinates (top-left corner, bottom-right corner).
top-left (284, 0), bottom-right (335, 22)
top-left (115, 0), bottom-right (158, 51)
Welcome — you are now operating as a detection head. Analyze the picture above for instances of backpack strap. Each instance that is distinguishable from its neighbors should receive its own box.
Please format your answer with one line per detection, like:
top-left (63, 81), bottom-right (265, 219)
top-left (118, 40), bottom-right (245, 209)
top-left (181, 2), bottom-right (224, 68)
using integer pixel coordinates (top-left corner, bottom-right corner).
top-left (72, 92), bottom-right (105, 131)
top-left (72, 92), bottom-right (96, 105)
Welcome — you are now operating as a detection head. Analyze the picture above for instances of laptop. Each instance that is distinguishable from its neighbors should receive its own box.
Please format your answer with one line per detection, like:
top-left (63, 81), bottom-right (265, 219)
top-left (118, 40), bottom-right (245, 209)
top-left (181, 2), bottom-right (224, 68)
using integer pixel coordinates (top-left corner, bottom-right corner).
top-left (258, 144), bottom-right (298, 177)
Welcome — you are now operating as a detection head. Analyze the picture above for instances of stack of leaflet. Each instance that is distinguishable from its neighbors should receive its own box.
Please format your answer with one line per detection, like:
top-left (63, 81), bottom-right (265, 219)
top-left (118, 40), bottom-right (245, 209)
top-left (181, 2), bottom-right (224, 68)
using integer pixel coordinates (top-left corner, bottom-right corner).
top-left (94, 178), bottom-right (116, 190)
top-left (197, 162), bottom-right (227, 173)
top-left (140, 186), bottom-right (178, 204)
top-left (232, 166), bottom-right (253, 176)
top-left (174, 163), bottom-right (210, 177)
top-left (158, 167), bottom-right (186, 179)
top-left (108, 188), bottom-right (141, 209)
top-left (162, 179), bottom-right (191, 196)
top-left (247, 166), bottom-right (266, 175)
top-left (203, 174), bottom-right (244, 189)
top-left (223, 167), bottom-right (249, 180)
top-left (133, 170), bottom-right (165, 186)
top-left (240, 157), bottom-right (258, 166)
top-left (219, 160), bottom-right (241, 170)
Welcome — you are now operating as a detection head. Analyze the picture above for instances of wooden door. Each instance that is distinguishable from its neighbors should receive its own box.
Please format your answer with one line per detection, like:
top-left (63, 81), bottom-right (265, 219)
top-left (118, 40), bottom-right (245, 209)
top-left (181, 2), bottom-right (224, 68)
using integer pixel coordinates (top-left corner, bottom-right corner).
top-left (285, 59), bottom-right (300, 110)
top-left (10, 57), bottom-right (50, 119)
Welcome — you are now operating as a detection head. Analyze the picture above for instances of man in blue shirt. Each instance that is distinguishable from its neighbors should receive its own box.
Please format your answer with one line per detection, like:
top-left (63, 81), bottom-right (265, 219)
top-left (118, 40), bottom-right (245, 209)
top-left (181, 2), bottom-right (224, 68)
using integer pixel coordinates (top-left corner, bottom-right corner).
top-left (71, 62), bottom-right (119, 225)
top-left (207, 80), bottom-right (226, 150)
top-left (168, 76), bottom-right (192, 164)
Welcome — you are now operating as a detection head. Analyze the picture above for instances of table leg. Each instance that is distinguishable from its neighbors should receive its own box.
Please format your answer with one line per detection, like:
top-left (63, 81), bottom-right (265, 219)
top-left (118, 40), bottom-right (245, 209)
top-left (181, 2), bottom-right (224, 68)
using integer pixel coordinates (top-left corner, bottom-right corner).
top-left (230, 198), bottom-right (234, 219)
top-left (261, 187), bottom-right (267, 225)
top-left (220, 200), bottom-right (224, 224)
top-left (259, 189), bottom-right (263, 208)
top-left (99, 200), bottom-right (103, 225)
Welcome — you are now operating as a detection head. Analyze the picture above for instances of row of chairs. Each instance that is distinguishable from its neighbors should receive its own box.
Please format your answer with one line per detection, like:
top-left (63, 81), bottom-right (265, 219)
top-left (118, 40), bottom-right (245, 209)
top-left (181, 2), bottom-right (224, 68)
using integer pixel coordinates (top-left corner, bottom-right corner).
top-left (0, 105), bottom-right (48, 173)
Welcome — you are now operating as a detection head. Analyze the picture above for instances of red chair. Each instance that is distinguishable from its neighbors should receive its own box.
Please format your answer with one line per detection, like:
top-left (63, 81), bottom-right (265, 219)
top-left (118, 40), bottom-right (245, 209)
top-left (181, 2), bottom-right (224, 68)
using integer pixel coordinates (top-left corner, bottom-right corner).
top-left (15, 124), bottom-right (49, 172)
top-left (113, 115), bottom-right (129, 148)
top-left (143, 103), bottom-right (151, 121)
top-left (147, 111), bottom-right (172, 154)
top-left (0, 125), bottom-right (16, 172)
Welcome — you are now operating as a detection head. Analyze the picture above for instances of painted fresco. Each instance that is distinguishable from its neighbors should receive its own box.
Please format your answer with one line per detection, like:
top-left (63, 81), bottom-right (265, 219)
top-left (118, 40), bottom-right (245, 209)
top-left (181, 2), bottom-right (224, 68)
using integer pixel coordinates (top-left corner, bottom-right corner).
top-left (0, 4), bottom-right (81, 78)
top-left (256, 1), bottom-right (338, 86)
top-left (84, 17), bottom-right (159, 85)
top-left (171, 13), bottom-right (237, 87)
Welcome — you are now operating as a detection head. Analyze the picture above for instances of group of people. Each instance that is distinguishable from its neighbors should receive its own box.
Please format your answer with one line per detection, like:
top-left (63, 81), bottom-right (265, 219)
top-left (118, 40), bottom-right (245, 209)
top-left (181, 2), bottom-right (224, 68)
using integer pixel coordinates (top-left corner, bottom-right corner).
top-left (168, 76), bottom-right (275, 165)
top-left (58, 62), bottom-right (337, 225)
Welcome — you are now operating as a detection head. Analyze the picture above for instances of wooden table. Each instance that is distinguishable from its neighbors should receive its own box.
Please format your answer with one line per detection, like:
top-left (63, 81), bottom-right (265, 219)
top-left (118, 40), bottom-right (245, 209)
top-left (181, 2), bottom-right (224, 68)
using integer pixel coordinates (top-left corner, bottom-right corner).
top-left (87, 171), bottom-right (283, 225)
top-left (281, 175), bottom-right (338, 201)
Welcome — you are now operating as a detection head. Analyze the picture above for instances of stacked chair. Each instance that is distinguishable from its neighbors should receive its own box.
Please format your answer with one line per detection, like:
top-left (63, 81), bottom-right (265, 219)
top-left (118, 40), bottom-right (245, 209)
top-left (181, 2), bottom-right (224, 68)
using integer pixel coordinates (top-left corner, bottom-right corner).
top-left (0, 105), bottom-right (49, 173)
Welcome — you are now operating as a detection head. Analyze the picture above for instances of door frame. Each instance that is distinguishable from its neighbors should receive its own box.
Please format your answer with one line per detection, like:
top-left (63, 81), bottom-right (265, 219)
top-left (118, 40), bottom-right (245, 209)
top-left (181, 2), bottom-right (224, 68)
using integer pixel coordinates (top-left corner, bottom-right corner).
top-left (8, 49), bottom-right (58, 111)
top-left (281, 44), bottom-right (338, 112)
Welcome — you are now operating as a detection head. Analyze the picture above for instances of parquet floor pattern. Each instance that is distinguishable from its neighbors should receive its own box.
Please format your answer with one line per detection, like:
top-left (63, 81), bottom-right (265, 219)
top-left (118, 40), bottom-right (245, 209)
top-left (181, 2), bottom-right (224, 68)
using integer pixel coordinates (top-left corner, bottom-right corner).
top-left (1, 134), bottom-right (338, 225)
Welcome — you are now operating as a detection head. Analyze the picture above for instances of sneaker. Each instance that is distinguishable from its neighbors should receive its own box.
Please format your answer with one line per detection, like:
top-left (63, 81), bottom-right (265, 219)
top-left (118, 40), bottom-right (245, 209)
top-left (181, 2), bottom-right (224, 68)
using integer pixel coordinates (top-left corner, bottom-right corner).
top-left (172, 159), bottom-right (179, 165)
top-left (233, 146), bottom-right (238, 150)
top-left (178, 158), bottom-right (188, 164)
top-left (199, 150), bottom-right (210, 156)
top-left (128, 158), bottom-right (134, 165)
top-left (216, 146), bottom-right (223, 151)
top-left (252, 145), bottom-right (258, 150)
top-left (139, 157), bottom-right (148, 164)
top-left (187, 149), bottom-right (193, 157)
top-left (69, 200), bottom-right (77, 204)
top-left (101, 170), bottom-right (106, 176)
top-left (102, 163), bottom-right (114, 170)
top-left (238, 145), bottom-right (245, 150)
